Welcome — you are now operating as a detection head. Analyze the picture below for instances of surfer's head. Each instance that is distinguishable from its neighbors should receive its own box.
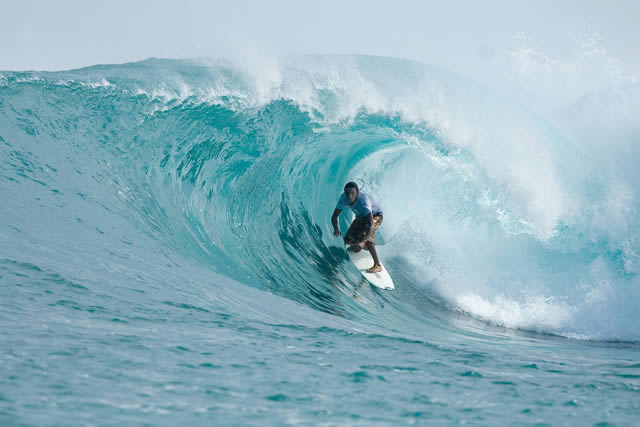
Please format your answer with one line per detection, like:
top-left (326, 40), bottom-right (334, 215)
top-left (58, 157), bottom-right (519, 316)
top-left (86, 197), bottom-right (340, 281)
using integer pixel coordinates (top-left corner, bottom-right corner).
top-left (344, 182), bottom-right (359, 204)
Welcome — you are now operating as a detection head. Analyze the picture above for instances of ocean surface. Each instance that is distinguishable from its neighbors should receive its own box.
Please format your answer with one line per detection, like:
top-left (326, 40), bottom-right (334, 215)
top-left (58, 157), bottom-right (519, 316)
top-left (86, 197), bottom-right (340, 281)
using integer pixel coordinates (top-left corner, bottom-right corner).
top-left (1, 55), bottom-right (639, 425)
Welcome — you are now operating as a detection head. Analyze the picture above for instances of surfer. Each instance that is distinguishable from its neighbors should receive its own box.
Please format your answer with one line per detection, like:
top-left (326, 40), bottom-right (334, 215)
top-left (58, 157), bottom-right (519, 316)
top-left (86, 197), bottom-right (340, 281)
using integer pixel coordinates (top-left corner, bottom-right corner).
top-left (331, 182), bottom-right (384, 273)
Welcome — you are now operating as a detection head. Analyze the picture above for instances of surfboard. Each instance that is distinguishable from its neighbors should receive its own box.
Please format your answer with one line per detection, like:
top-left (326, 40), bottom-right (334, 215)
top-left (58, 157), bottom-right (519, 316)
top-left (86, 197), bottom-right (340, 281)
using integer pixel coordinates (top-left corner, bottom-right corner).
top-left (346, 245), bottom-right (394, 290)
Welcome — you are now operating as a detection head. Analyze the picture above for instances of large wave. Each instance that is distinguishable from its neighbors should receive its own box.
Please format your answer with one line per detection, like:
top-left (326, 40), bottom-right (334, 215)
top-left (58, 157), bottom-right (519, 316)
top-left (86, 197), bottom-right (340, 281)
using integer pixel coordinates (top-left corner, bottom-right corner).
top-left (2, 55), bottom-right (639, 341)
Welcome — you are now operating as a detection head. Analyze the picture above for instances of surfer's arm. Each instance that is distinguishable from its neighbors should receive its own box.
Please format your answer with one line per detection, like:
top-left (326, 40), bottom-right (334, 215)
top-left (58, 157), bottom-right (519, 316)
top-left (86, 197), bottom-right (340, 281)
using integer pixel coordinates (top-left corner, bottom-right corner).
top-left (331, 209), bottom-right (342, 236)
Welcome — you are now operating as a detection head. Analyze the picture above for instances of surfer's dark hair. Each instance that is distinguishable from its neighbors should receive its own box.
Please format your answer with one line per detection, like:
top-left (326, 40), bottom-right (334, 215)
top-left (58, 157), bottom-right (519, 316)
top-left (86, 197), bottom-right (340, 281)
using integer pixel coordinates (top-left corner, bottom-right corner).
top-left (344, 182), bottom-right (359, 192)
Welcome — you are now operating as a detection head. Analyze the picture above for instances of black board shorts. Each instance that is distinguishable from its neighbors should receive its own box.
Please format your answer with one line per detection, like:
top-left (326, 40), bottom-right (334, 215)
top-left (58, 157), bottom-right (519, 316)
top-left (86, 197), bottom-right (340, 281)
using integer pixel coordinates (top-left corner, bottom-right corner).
top-left (344, 213), bottom-right (383, 245)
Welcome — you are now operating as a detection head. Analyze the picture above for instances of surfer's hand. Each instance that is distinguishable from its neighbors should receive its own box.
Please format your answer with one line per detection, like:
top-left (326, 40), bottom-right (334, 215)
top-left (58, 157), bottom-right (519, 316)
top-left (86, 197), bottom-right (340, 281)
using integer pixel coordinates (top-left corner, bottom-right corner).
top-left (334, 229), bottom-right (342, 237)
top-left (357, 241), bottom-right (366, 249)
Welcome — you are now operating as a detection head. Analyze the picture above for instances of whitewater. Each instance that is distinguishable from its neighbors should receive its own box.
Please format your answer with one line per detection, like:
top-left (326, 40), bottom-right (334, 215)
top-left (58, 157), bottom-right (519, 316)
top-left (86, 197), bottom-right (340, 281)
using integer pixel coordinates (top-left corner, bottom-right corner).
top-left (1, 55), bottom-right (639, 424)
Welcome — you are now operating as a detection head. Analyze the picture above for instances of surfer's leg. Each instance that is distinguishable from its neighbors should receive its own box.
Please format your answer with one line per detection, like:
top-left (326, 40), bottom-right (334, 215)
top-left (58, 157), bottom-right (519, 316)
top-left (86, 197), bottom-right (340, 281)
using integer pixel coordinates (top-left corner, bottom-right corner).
top-left (345, 217), bottom-right (366, 252)
top-left (365, 214), bottom-right (383, 273)
top-left (366, 241), bottom-right (382, 272)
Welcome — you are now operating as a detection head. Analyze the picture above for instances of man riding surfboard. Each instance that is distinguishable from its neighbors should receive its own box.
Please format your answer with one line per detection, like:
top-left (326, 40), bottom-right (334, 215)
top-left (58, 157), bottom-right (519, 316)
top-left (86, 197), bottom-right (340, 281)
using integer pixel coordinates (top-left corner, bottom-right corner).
top-left (331, 182), bottom-right (383, 273)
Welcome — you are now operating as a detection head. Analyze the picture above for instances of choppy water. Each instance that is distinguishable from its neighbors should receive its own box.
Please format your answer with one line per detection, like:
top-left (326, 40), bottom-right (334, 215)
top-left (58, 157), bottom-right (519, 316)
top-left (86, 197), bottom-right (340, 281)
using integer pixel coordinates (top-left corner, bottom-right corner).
top-left (1, 56), bottom-right (639, 425)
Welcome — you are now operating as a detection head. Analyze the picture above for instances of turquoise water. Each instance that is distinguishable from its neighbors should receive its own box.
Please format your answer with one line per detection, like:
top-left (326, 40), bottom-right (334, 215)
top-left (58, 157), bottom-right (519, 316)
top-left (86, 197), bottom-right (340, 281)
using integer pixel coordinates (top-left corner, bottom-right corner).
top-left (1, 56), bottom-right (639, 425)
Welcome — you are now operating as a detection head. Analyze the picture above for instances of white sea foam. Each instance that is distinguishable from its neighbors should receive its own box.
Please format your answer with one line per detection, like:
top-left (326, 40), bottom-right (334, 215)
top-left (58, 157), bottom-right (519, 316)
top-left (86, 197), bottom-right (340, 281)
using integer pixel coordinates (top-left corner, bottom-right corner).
top-left (12, 74), bottom-right (44, 83)
top-left (87, 78), bottom-right (114, 88)
top-left (479, 31), bottom-right (638, 115)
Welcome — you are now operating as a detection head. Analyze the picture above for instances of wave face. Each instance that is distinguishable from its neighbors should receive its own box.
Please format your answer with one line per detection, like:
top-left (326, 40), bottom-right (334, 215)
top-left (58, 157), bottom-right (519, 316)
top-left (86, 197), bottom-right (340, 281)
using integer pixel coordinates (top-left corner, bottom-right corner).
top-left (2, 56), bottom-right (640, 424)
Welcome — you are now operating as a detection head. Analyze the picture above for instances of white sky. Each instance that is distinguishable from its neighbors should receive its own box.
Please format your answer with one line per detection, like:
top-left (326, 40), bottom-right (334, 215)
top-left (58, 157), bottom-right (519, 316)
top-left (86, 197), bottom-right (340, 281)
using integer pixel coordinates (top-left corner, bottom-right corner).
top-left (1, 0), bottom-right (639, 81)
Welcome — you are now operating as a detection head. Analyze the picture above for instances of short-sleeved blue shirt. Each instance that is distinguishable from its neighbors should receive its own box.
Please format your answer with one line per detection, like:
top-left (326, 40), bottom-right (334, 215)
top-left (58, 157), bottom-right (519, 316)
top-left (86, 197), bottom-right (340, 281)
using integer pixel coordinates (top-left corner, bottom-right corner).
top-left (335, 192), bottom-right (382, 218)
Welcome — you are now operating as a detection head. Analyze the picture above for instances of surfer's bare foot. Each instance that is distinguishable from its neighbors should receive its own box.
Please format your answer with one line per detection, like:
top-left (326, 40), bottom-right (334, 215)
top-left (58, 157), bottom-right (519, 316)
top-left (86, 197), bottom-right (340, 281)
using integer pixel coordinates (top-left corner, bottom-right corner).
top-left (367, 265), bottom-right (382, 273)
top-left (347, 245), bottom-right (362, 253)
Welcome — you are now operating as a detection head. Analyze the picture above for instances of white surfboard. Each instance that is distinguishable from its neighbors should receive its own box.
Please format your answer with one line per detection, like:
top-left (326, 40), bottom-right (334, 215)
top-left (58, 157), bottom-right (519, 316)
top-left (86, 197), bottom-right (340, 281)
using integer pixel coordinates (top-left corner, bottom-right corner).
top-left (346, 246), bottom-right (394, 290)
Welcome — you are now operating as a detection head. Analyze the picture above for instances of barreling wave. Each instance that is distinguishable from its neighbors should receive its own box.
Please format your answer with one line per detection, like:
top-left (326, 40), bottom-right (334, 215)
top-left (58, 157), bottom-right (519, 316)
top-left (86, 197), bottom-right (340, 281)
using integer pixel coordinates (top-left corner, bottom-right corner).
top-left (2, 55), bottom-right (639, 341)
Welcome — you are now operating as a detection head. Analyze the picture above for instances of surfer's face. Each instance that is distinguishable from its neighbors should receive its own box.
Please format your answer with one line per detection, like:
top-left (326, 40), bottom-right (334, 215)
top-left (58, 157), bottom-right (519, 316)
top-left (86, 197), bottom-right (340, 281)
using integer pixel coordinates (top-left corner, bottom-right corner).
top-left (345, 188), bottom-right (358, 204)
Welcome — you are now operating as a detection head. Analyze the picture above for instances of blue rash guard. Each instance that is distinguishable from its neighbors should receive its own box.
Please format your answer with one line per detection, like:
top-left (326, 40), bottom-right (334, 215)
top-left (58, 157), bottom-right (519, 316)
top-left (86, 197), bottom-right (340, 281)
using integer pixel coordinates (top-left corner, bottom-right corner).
top-left (335, 192), bottom-right (383, 218)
